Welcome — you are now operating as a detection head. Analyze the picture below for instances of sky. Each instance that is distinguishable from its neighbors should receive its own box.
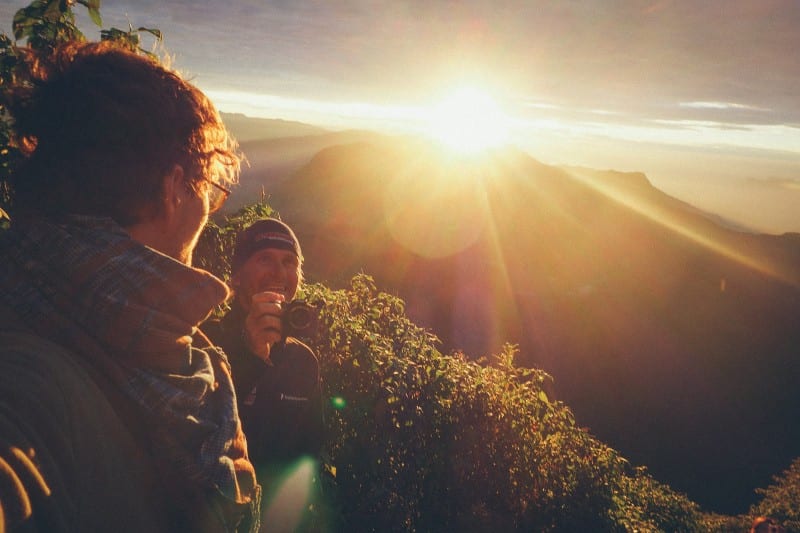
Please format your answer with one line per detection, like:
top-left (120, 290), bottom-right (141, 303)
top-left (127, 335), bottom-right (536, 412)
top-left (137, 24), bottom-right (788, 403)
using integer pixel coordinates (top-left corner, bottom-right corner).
top-left (2, 0), bottom-right (799, 233)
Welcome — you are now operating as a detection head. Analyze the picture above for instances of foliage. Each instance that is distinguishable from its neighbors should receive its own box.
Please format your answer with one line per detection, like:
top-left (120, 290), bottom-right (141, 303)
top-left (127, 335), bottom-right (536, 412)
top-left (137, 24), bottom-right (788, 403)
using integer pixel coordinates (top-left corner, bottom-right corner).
top-left (6, 0), bottom-right (161, 57)
top-left (99, 25), bottom-right (163, 56)
top-left (750, 457), bottom-right (800, 532)
top-left (11, 0), bottom-right (96, 52)
top-left (0, 0), bottom-right (161, 214)
top-left (289, 274), bottom-right (707, 532)
top-left (699, 512), bottom-right (753, 533)
top-left (610, 466), bottom-right (705, 532)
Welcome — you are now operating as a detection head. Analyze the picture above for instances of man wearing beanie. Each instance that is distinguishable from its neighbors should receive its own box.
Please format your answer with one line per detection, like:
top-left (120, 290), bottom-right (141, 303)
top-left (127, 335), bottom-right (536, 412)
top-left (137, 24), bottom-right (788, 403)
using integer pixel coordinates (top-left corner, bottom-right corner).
top-left (204, 218), bottom-right (324, 529)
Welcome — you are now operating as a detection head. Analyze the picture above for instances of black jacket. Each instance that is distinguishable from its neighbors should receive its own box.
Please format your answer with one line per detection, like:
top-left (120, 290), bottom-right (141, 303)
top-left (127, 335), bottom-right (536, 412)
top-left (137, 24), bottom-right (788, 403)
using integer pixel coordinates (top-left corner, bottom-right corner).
top-left (203, 306), bottom-right (324, 470)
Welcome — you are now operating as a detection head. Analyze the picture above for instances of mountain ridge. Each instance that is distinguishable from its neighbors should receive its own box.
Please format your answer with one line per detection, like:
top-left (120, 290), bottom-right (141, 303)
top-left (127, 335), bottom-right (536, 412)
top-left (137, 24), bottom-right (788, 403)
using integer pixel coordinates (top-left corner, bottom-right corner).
top-left (215, 117), bottom-right (800, 513)
top-left (251, 138), bottom-right (800, 514)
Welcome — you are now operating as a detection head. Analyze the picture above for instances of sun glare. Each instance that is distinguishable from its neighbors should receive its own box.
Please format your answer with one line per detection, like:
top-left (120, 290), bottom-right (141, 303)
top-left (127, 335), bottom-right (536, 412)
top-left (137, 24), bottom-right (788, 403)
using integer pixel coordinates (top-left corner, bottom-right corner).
top-left (426, 87), bottom-right (510, 155)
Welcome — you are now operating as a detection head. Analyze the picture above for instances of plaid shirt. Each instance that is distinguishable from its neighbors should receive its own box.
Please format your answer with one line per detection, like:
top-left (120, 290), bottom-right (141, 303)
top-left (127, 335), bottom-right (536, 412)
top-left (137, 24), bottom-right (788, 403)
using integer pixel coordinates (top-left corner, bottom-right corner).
top-left (0, 214), bottom-right (258, 529)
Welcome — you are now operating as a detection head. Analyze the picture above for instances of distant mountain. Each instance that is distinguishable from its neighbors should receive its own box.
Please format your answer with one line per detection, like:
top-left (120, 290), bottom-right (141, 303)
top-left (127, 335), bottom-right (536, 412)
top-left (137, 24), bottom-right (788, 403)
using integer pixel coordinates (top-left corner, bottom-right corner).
top-left (219, 129), bottom-right (387, 212)
top-left (220, 112), bottom-right (328, 142)
top-left (561, 165), bottom-right (763, 234)
top-left (245, 137), bottom-right (800, 515)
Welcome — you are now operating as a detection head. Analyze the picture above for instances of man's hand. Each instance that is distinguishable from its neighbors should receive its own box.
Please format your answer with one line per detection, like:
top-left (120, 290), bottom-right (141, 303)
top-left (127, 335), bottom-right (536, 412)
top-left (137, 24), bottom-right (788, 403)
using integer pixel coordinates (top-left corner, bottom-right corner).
top-left (243, 291), bottom-right (285, 362)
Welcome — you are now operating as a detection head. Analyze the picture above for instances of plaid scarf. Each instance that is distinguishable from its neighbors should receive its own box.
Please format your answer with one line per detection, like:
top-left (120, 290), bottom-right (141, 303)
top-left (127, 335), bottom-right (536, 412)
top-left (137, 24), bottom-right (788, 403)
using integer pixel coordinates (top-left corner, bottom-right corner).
top-left (0, 215), bottom-right (258, 528)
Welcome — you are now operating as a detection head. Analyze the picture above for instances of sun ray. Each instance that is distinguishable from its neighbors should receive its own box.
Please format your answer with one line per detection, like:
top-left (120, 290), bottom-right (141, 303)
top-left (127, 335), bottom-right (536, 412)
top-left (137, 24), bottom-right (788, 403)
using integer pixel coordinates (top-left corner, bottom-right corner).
top-left (565, 168), bottom-right (800, 289)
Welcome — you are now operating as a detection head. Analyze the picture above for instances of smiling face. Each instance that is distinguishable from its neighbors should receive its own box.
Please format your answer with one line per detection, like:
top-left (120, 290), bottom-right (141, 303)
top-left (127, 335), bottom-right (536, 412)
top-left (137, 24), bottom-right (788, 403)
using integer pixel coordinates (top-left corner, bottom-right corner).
top-left (232, 247), bottom-right (301, 312)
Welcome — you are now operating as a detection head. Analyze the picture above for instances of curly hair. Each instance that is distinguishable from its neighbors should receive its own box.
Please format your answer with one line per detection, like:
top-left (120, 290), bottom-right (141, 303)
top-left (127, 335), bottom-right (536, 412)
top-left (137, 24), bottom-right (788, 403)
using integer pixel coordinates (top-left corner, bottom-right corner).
top-left (2, 41), bottom-right (240, 225)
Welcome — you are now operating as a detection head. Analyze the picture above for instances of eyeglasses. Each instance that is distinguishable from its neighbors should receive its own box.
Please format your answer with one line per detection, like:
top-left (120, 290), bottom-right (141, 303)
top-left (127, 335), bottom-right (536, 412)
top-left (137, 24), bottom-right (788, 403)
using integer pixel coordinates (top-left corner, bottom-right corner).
top-left (204, 178), bottom-right (231, 213)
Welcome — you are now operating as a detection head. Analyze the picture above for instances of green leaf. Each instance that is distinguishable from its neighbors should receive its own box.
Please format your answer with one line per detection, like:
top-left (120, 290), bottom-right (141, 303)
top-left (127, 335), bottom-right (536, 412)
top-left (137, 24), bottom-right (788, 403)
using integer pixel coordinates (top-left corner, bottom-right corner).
top-left (538, 390), bottom-right (549, 403)
top-left (87, 7), bottom-right (102, 27)
top-left (75, 0), bottom-right (101, 9)
top-left (138, 27), bottom-right (163, 41)
top-left (12, 12), bottom-right (36, 41)
top-left (43, 0), bottom-right (64, 23)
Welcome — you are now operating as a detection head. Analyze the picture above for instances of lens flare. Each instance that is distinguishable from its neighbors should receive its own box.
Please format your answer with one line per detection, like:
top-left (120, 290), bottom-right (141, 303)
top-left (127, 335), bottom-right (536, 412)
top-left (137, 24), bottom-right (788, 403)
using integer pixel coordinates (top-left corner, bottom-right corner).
top-left (261, 457), bottom-right (317, 532)
top-left (330, 396), bottom-right (347, 410)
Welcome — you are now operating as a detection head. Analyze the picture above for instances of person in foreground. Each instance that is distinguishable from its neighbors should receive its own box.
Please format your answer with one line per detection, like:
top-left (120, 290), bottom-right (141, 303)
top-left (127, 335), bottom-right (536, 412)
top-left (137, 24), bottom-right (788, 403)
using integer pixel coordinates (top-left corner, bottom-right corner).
top-left (204, 219), bottom-right (323, 529)
top-left (0, 42), bottom-right (259, 532)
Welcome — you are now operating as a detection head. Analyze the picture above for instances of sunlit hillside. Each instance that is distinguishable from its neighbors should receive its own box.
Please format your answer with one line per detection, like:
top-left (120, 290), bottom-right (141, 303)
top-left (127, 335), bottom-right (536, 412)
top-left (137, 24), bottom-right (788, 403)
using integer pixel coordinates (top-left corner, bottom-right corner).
top-left (223, 129), bottom-right (383, 210)
top-left (219, 123), bottom-right (800, 515)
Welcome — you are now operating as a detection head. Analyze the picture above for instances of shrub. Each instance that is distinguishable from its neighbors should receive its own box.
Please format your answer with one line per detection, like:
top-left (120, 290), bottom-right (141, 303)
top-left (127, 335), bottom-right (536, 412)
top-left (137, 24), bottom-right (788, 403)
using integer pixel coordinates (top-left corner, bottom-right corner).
top-left (612, 466), bottom-right (704, 532)
top-left (750, 457), bottom-right (800, 533)
top-left (298, 275), bottom-right (705, 532)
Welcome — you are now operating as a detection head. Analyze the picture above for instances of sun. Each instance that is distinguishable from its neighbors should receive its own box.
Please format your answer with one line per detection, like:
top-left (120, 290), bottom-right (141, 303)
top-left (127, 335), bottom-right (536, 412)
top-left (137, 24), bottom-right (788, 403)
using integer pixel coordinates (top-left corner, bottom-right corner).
top-left (425, 86), bottom-right (510, 155)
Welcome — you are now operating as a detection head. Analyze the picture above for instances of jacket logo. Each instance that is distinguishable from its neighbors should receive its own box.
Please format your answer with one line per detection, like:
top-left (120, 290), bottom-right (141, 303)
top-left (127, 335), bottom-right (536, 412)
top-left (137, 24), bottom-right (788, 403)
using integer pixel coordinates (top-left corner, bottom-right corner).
top-left (280, 394), bottom-right (309, 402)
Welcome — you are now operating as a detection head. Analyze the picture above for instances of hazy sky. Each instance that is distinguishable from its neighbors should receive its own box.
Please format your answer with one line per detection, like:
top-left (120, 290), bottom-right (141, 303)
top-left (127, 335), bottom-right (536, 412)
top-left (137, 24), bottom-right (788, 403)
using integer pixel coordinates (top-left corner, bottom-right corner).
top-left (2, 1), bottom-right (799, 232)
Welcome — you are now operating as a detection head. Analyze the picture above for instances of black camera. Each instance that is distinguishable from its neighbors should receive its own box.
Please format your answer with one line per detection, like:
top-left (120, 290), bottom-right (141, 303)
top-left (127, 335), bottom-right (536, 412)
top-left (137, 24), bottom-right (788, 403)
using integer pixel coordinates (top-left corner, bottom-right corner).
top-left (281, 300), bottom-right (318, 340)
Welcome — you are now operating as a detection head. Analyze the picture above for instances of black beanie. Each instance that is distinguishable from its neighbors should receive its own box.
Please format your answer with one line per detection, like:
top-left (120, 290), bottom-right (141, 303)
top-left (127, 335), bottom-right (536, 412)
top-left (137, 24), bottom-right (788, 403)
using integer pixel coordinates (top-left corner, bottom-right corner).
top-left (231, 218), bottom-right (302, 273)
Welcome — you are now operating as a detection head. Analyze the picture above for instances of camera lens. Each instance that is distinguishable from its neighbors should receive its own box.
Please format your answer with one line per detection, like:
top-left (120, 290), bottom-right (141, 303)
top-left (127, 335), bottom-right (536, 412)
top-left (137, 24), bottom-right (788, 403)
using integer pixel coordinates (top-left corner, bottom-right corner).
top-left (281, 300), bottom-right (317, 340)
top-left (286, 304), bottom-right (313, 330)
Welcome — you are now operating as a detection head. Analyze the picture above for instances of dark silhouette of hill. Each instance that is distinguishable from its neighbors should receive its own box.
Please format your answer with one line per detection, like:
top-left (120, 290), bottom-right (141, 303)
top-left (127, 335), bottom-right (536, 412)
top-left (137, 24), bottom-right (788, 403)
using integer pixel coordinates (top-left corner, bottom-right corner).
top-left (252, 137), bottom-right (800, 515)
top-left (220, 112), bottom-right (328, 142)
top-left (221, 129), bottom-right (385, 213)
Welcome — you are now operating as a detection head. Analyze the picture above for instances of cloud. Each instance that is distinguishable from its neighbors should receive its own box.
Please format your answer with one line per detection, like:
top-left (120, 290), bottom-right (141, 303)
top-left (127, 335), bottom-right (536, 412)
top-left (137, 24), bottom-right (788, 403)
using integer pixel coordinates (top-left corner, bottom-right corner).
top-left (90, 2), bottom-right (797, 112)
top-left (680, 102), bottom-right (770, 112)
top-left (5, 0), bottom-right (800, 128)
top-left (745, 177), bottom-right (800, 191)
